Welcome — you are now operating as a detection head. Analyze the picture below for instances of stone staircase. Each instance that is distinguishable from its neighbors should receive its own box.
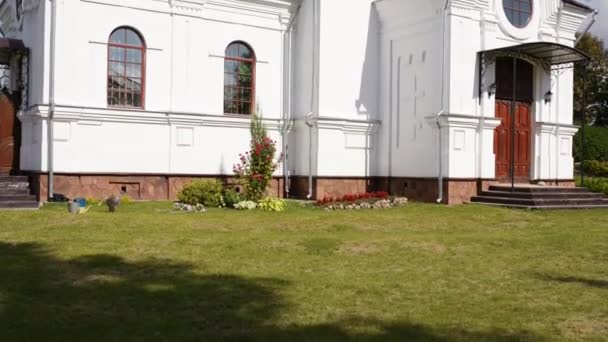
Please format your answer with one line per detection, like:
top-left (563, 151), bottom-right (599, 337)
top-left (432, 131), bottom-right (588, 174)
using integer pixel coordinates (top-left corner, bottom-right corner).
top-left (471, 184), bottom-right (608, 210)
top-left (0, 175), bottom-right (40, 209)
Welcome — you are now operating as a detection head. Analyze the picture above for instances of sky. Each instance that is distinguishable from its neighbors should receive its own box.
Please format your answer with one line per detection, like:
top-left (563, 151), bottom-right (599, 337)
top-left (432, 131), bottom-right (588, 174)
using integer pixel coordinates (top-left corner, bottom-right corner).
top-left (588, 0), bottom-right (608, 41)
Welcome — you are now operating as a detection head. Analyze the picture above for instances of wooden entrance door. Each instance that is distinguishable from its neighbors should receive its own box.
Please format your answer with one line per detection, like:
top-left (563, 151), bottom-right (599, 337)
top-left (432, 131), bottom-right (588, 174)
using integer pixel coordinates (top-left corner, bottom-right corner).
top-left (0, 93), bottom-right (19, 174)
top-left (494, 57), bottom-right (533, 182)
top-left (494, 100), bottom-right (531, 180)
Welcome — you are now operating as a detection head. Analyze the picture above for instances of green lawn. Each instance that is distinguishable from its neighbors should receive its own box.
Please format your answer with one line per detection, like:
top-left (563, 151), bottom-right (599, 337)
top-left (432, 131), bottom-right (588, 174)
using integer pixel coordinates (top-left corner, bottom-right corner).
top-left (0, 202), bottom-right (607, 341)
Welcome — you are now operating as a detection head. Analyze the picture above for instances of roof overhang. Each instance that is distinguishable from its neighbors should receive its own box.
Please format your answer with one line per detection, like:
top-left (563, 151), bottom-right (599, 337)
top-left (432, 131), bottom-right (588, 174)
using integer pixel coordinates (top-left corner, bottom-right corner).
top-left (477, 42), bottom-right (590, 101)
top-left (562, 0), bottom-right (595, 13)
top-left (479, 42), bottom-right (590, 72)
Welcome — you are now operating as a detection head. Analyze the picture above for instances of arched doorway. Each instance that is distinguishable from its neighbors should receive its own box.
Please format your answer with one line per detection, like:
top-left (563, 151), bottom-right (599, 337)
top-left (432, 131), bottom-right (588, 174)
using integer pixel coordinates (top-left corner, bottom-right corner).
top-left (494, 57), bottom-right (533, 182)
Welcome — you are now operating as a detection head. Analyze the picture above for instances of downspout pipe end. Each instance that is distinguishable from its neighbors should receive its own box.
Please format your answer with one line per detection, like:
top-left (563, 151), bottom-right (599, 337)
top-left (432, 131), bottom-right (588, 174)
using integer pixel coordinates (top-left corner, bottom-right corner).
top-left (305, 112), bottom-right (314, 200)
top-left (435, 110), bottom-right (445, 204)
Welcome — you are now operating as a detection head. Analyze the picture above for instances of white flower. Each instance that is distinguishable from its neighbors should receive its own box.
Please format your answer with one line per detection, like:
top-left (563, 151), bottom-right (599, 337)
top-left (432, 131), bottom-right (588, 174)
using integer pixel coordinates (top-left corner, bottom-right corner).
top-left (234, 201), bottom-right (257, 210)
top-left (174, 202), bottom-right (207, 212)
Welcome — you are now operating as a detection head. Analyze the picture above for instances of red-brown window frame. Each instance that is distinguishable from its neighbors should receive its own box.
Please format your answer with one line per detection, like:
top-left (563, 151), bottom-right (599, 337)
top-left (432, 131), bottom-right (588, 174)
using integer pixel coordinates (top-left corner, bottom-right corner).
top-left (224, 41), bottom-right (256, 115)
top-left (107, 26), bottom-right (146, 109)
top-left (503, 0), bottom-right (533, 28)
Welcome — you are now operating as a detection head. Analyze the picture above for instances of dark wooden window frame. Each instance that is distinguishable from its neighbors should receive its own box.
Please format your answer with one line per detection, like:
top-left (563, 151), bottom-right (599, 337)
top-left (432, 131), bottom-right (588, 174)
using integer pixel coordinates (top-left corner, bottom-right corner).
top-left (224, 41), bottom-right (256, 115)
top-left (107, 26), bottom-right (146, 109)
top-left (503, 0), bottom-right (533, 29)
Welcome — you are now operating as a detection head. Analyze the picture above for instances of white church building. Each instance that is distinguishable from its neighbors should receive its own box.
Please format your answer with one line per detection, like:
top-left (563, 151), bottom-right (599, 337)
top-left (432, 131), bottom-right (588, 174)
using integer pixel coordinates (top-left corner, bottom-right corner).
top-left (0, 0), bottom-right (595, 204)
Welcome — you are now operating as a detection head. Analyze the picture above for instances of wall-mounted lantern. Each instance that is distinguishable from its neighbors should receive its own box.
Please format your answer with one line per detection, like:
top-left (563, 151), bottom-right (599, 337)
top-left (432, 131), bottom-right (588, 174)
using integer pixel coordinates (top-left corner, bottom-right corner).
top-left (544, 90), bottom-right (553, 104)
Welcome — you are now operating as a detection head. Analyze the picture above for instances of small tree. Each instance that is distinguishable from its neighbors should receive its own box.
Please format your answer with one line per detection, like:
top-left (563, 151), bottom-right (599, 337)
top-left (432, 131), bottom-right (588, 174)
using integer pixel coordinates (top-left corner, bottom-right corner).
top-left (233, 108), bottom-right (282, 201)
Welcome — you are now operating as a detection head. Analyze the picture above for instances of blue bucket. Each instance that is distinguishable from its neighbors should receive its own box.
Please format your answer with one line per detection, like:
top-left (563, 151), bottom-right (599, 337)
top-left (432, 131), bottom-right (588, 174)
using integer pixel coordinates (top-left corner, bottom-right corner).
top-left (74, 198), bottom-right (87, 208)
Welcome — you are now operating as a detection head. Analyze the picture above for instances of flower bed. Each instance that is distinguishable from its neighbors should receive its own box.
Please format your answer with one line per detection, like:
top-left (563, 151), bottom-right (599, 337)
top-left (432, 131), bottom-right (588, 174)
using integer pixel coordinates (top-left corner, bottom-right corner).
top-left (173, 202), bottom-right (208, 213)
top-left (173, 111), bottom-right (288, 213)
top-left (316, 192), bottom-right (408, 211)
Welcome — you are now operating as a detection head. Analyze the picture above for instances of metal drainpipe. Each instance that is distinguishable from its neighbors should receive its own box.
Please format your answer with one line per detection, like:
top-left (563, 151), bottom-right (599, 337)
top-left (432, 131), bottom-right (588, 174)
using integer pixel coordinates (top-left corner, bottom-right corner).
top-left (280, 26), bottom-right (287, 197)
top-left (555, 4), bottom-right (563, 183)
top-left (306, 0), bottom-right (317, 200)
top-left (574, 9), bottom-right (599, 46)
top-left (281, 1), bottom-right (302, 198)
top-left (436, 0), bottom-right (450, 204)
top-left (47, 0), bottom-right (58, 201)
top-left (306, 112), bottom-right (314, 199)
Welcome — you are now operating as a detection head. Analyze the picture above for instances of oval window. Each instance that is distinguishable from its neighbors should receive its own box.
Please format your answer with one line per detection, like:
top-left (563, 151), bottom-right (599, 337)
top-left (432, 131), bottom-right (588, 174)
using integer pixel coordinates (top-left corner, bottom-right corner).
top-left (503, 0), bottom-right (533, 28)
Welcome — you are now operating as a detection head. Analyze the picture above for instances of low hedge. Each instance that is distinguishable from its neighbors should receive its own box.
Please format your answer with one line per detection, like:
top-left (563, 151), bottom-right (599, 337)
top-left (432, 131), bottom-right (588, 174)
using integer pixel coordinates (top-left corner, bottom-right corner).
top-left (580, 177), bottom-right (608, 196)
top-left (177, 180), bottom-right (224, 207)
top-left (574, 126), bottom-right (608, 162)
top-left (583, 160), bottom-right (608, 178)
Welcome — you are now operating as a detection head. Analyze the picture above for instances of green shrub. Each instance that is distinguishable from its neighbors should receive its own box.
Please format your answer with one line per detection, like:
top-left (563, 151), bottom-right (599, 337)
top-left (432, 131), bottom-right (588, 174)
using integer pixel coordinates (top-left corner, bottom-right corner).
top-left (177, 180), bottom-right (224, 207)
top-left (121, 195), bottom-right (134, 205)
top-left (222, 188), bottom-right (244, 209)
top-left (581, 177), bottom-right (608, 195)
top-left (583, 160), bottom-right (608, 177)
top-left (257, 197), bottom-right (286, 212)
top-left (86, 197), bottom-right (100, 206)
top-left (574, 126), bottom-right (608, 162)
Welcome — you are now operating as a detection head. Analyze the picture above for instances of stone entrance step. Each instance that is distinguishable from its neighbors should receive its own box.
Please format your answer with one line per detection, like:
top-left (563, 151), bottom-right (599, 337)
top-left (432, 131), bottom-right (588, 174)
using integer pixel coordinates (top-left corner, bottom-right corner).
top-left (0, 175), bottom-right (40, 210)
top-left (471, 185), bottom-right (608, 210)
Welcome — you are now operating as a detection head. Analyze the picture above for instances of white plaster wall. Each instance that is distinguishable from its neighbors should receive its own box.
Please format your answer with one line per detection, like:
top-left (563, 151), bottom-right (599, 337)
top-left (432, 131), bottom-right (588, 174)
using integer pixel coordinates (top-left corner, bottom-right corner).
top-left (54, 120), bottom-right (170, 174)
top-left (316, 125), bottom-right (372, 177)
top-left (447, 9), bottom-right (492, 179)
top-left (18, 1), bottom-right (47, 171)
top-left (535, 66), bottom-right (577, 180)
top-left (20, 0), bottom-right (293, 175)
top-left (56, 0), bottom-right (285, 116)
top-left (22, 1), bottom-right (47, 107)
top-left (318, 0), bottom-right (378, 121)
top-left (314, 0), bottom-right (378, 177)
top-left (376, 0), bottom-right (445, 179)
top-left (392, 29), bottom-right (443, 177)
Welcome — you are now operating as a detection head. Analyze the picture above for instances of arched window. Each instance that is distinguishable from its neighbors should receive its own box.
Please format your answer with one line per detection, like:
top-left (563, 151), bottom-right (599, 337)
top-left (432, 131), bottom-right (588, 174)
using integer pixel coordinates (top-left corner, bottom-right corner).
top-left (107, 27), bottom-right (145, 108)
top-left (503, 0), bottom-right (532, 28)
top-left (224, 41), bottom-right (255, 115)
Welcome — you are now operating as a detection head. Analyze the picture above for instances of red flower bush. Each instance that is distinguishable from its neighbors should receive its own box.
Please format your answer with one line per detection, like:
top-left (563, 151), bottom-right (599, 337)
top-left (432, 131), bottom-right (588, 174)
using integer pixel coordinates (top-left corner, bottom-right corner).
top-left (316, 191), bottom-right (390, 206)
top-left (233, 114), bottom-right (282, 201)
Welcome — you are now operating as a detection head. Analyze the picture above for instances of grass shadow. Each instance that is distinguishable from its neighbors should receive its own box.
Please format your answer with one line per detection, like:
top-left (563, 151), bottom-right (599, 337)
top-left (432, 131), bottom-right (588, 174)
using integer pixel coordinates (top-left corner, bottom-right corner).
top-left (0, 242), bottom-right (547, 341)
top-left (534, 272), bottom-right (608, 289)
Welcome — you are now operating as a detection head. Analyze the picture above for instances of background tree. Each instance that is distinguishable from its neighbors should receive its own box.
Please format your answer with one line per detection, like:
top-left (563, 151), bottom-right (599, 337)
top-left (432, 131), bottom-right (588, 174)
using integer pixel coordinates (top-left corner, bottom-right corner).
top-left (573, 33), bottom-right (608, 162)
top-left (574, 33), bottom-right (608, 126)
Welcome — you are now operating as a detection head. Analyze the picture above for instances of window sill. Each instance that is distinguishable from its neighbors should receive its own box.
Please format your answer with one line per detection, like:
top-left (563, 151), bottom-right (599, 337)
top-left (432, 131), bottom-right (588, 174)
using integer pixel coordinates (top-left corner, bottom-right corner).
top-left (108, 105), bottom-right (146, 111)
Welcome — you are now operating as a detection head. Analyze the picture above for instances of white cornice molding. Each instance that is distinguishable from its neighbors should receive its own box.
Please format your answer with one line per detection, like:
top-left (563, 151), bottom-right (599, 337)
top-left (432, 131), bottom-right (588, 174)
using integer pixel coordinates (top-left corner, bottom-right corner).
top-left (80, 0), bottom-right (295, 31)
top-left (295, 117), bottom-right (381, 135)
top-left (537, 122), bottom-right (579, 136)
top-left (22, 105), bottom-right (290, 130)
top-left (22, 105), bottom-right (380, 134)
top-left (425, 114), bottom-right (501, 130)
